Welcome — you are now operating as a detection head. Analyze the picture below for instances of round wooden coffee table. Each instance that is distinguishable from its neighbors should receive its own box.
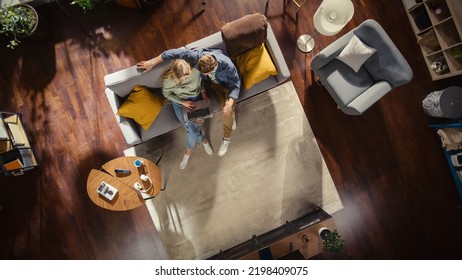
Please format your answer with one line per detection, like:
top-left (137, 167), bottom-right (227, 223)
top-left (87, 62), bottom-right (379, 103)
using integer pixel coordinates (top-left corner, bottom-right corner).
top-left (86, 156), bottom-right (162, 211)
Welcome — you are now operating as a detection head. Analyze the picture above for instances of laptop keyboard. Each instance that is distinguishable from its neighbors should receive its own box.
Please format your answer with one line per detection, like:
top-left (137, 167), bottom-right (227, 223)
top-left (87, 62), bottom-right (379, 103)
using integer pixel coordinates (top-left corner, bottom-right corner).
top-left (188, 108), bottom-right (210, 120)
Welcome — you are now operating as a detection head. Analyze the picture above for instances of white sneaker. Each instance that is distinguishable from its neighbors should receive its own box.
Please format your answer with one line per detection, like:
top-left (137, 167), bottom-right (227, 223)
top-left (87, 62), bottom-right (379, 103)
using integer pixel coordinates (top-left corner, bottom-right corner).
top-left (203, 141), bottom-right (213, 155)
top-left (232, 118), bottom-right (237, 130)
top-left (218, 139), bottom-right (230, 157)
top-left (179, 154), bottom-right (190, 169)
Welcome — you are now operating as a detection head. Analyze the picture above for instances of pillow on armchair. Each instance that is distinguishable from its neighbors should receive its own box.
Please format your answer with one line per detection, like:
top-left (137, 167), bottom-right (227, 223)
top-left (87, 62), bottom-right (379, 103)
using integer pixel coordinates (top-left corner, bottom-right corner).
top-left (221, 13), bottom-right (268, 58)
top-left (336, 34), bottom-right (377, 72)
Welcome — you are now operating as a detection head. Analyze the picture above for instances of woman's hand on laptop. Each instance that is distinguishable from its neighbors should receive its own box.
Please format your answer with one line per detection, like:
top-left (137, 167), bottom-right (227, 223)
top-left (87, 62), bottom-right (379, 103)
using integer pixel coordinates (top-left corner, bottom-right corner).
top-left (182, 100), bottom-right (197, 110)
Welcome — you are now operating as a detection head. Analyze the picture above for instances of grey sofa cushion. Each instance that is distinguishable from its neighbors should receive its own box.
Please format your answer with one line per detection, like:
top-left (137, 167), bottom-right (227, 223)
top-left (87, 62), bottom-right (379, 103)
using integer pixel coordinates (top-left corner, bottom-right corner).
top-left (316, 59), bottom-right (375, 106)
top-left (140, 102), bottom-right (181, 141)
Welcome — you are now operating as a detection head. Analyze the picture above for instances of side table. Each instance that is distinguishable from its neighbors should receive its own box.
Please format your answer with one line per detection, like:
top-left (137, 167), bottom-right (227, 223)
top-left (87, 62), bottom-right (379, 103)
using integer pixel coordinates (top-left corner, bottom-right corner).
top-left (87, 156), bottom-right (162, 211)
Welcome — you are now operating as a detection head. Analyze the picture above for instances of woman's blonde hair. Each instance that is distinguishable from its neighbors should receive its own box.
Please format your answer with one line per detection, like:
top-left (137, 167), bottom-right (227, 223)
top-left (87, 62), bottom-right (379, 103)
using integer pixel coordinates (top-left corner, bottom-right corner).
top-left (198, 55), bottom-right (217, 73)
top-left (163, 59), bottom-right (192, 83)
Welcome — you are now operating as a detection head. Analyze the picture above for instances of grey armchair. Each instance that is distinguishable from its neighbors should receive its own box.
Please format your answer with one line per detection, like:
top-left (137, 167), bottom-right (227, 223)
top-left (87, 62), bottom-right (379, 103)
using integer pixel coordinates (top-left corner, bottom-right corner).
top-left (310, 19), bottom-right (413, 115)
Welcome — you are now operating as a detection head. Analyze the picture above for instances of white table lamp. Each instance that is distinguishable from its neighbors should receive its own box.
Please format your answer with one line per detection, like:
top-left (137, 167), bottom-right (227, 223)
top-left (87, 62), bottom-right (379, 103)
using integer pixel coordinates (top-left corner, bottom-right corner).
top-left (297, 0), bottom-right (354, 52)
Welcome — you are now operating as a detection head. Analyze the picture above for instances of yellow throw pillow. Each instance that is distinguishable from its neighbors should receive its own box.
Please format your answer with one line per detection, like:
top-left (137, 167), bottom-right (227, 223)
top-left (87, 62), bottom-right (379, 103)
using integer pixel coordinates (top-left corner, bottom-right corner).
top-left (117, 85), bottom-right (165, 130)
top-left (234, 43), bottom-right (278, 90)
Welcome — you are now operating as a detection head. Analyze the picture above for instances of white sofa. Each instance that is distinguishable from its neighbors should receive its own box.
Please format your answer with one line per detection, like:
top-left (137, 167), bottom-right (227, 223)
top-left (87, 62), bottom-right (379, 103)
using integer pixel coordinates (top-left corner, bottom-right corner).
top-left (104, 23), bottom-right (290, 146)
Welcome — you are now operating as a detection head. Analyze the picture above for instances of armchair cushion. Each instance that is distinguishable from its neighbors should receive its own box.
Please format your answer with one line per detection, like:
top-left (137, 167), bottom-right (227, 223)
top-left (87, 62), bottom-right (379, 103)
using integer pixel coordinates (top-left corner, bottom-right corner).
top-left (336, 34), bottom-right (376, 72)
top-left (316, 59), bottom-right (375, 106)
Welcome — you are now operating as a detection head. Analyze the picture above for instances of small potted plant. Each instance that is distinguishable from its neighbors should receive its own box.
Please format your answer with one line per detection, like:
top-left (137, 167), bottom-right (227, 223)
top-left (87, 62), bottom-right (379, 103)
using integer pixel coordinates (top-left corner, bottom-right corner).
top-left (71, 0), bottom-right (142, 12)
top-left (318, 227), bottom-right (345, 253)
top-left (0, 3), bottom-right (38, 49)
top-left (451, 46), bottom-right (462, 60)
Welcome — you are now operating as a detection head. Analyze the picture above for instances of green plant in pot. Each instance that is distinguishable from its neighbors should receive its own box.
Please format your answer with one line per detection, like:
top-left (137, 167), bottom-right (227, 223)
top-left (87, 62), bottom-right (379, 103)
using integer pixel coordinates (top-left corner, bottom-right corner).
top-left (318, 227), bottom-right (345, 253)
top-left (0, 3), bottom-right (38, 49)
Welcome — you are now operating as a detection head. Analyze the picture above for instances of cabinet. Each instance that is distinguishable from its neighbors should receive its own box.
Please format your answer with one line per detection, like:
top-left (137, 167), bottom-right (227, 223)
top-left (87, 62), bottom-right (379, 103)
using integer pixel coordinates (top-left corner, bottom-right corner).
top-left (207, 206), bottom-right (335, 260)
top-left (429, 121), bottom-right (462, 207)
top-left (401, 0), bottom-right (462, 80)
top-left (0, 112), bottom-right (38, 176)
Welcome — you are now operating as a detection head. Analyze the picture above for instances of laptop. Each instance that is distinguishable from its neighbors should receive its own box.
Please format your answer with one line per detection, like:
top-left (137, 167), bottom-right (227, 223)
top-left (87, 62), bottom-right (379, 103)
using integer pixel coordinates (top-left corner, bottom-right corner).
top-left (182, 99), bottom-right (214, 122)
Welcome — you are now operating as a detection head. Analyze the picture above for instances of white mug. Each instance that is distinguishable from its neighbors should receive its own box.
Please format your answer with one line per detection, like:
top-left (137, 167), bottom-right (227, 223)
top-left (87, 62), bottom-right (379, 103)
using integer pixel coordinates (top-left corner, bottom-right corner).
top-left (134, 182), bottom-right (142, 190)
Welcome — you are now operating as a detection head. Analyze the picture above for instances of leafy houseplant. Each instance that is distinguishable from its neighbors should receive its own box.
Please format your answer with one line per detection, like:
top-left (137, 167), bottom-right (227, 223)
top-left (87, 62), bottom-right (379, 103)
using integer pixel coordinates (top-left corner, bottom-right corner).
top-left (318, 227), bottom-right (345, 253)
top-left (0, 4), bottom-right (38, 49)
top-left (71, 0), bottom-right (96, 13)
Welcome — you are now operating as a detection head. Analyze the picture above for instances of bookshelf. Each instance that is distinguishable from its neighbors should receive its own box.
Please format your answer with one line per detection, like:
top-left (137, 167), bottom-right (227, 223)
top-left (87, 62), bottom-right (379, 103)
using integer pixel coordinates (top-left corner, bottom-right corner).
top-left (0, 112), bottom-right (38, 176)
top-left (401, 0), bottom-right (462, 80)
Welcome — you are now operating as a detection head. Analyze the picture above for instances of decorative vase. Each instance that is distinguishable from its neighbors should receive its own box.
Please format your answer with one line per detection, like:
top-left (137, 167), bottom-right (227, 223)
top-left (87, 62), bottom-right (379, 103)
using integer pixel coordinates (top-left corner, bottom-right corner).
top-left (431, 56), bottom-right (448, 74)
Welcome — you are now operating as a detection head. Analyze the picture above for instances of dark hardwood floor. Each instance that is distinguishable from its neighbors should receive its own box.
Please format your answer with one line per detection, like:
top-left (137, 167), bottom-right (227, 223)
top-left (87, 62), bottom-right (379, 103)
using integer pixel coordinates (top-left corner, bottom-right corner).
top-left (1, 0), bottom-right (461, 259)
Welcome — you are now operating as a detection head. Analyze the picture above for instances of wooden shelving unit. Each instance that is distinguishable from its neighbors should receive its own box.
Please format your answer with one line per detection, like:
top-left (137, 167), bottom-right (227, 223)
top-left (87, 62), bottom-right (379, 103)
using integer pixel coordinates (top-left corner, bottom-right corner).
top-left (0, 112), bottom-right (38, 176)
top-left (401, 0), bottom-right (462, 80)
top-left (207, 206), bottom-right (335, 260)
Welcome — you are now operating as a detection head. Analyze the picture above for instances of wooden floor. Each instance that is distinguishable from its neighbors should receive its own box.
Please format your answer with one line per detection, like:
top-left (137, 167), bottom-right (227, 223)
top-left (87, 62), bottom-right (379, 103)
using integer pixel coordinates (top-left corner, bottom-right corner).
top-left (1, 0), bottom-right (462, 259)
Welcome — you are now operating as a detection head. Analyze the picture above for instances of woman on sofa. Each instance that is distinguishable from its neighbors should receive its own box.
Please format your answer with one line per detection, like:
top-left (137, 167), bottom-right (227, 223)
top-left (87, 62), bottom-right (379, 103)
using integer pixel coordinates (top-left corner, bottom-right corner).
top-left (138, 47), bottom-right (240, 157)
top-left (162, 59), bottom-right (214, 169)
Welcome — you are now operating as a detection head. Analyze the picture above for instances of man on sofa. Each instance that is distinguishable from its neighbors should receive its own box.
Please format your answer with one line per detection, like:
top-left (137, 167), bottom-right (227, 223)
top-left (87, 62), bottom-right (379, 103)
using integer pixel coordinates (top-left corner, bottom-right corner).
top-left (137, 48), bottom-right (241, 157)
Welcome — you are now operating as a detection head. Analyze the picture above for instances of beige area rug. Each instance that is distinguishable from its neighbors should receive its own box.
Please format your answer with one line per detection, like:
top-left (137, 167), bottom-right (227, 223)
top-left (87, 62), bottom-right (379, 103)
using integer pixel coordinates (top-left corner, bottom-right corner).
top-left (124, 81), bottom-right (343, 259)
